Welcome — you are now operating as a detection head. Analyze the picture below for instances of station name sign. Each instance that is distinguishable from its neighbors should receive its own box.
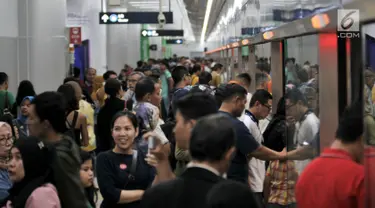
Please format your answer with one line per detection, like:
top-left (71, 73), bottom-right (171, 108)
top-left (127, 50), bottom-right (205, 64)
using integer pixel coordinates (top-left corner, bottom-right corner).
top-left (166, 39), bottom-right (184, 44)
top-left (141, 30), bottom-right (184, 37)
top-left (99, 12), bottom-right (173, 24)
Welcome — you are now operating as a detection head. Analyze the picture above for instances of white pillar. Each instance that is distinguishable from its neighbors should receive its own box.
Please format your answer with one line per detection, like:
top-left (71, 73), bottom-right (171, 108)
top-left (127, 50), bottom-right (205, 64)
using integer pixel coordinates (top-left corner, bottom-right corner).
top-left (18, 0), bottom-right (68, 93)
top-left (0, 0), bottom-right (19, 94)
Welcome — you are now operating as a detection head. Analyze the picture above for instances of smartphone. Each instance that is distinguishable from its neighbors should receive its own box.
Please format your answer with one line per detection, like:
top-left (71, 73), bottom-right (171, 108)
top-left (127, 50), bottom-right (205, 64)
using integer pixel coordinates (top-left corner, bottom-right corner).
top-left (148, 136), bottom-right (156, 150)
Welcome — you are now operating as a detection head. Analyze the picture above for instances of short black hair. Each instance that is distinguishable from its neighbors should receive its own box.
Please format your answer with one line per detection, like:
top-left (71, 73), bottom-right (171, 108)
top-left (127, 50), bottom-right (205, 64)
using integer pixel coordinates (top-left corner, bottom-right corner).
top-left (73, 67), bottom-right (81, 78)
top-left (137, 61), bottom-right (143, 68)
top-left (160, 60), bottom-right (169, 69)
top-left (15, 80), bottom-right (36, 106)
top-left (57, 84), bottom-right (79, 112)
top-left (207, 180), bottom-right (257, 208)
top-left (249, 89), bottom-right (273, 108)
top-left (198, 71), bottom-right (212, 85)
top-left (336, 101), bottom-right (363, 143)
top-left (284, 88), bottom-right (308, 106)
top-left (105, 78), bottom-right (121, 97)
top-left (172, 66), bottom-right (189, 85)
top-left (0, 72), bottom-right (8, 85)
top-left (215, 83), bottom-right (247, 107)
top-left (134, 77), bottom-right (155, 101)
top-left (255, 73), bottom-right (268, 85)
top-left (236, 73), bottom-right (252, 87)
top-left (32, 92), bottom-right (67, 134)
top-left (176, 92), bottom-right (218, 121)
top-left (111, 110), bottom-right (138, 130)
top-left (103, 70), bottom-right (117, 81)
top-left (191, 64), bottom-right (201, 74)
top-left (212, 63), bottom-right (223, 71)
top-left (190, 114), bottom-right (236, 162)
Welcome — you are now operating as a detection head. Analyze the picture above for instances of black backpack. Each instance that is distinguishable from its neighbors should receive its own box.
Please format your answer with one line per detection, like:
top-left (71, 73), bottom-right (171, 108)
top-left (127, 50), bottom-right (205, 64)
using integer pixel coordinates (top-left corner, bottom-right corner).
top-left (1, 92), bottom-right (13, 121)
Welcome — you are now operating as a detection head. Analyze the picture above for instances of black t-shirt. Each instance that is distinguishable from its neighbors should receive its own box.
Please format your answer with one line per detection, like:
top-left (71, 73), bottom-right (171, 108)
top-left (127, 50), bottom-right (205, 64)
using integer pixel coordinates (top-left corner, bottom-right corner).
top-left (96, 150), bottom-right (155, 208)
top-left (219, 111), bottom-right (260, 183)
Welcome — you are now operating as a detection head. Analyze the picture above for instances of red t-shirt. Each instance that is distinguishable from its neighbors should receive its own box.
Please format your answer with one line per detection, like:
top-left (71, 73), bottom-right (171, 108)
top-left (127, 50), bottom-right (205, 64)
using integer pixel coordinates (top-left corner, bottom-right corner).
top-left (296, 148), bottom-right (364, 208)
top-left (365, 147), bottom-right (375, 208)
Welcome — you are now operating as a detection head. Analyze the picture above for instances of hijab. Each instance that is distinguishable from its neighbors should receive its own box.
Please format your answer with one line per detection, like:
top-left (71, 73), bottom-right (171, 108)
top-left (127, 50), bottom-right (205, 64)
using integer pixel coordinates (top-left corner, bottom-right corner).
top-left (5, 137), bottom-right (54, 208)
top-left (17, 96), bottom-right (34, 124)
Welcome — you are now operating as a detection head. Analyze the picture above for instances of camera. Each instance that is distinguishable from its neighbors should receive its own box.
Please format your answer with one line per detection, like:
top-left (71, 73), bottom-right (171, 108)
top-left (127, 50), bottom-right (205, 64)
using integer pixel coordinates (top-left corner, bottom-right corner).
top-left (158, 13), bottom-right (166, 28)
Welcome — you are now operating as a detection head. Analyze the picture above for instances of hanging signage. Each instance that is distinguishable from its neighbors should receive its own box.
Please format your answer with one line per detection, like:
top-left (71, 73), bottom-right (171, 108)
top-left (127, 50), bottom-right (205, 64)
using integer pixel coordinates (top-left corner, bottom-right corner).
top-left (166, 39), bottom-right (184, 44)
top-left (69, 27), bottom-right (82, 44)
top-left (99, 12), bottom-right (173, 24)
top-left (149, 44), bottom-right (158, 51)
top-left (141, 29), bottom-right (184, 37)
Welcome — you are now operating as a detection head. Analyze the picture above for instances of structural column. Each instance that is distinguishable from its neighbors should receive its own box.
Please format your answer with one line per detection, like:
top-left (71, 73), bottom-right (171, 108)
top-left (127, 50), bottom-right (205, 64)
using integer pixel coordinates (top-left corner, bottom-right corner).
top-left (248, 45), bottom-right (256, 93)
top-left (318, 33), bottom-right (339, 150)
top-left (18, 0), bottom-right (68, 93)
top-left (270, 41), bottom-right (284, 112)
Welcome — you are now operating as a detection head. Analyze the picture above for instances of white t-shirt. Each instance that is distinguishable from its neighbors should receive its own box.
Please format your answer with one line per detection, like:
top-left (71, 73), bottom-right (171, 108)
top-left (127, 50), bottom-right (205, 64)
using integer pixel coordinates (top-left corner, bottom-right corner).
top-left (243, 112), bottom-right (265, 193)
top-left (239, 92), bottom-right (253, 122)
top-left (293, 113), bottom-right (320, 174)
top-left (153, 118), bottom-right (169, 145)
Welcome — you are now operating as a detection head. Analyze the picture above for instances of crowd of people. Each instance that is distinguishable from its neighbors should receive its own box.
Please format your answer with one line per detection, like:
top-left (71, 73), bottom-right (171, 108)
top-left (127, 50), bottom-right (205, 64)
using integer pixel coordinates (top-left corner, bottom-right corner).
top-left (0, 54), bottom-right (371, 208)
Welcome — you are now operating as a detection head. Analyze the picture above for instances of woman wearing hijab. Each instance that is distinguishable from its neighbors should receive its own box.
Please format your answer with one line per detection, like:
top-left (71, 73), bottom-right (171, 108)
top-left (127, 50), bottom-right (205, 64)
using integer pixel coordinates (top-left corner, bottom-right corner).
top-left (2, 136), bottom-right (60, 208)
top-left (0, 122), bottom-right (13, 202)
top-left (12, 96), bottom-right (34, 139)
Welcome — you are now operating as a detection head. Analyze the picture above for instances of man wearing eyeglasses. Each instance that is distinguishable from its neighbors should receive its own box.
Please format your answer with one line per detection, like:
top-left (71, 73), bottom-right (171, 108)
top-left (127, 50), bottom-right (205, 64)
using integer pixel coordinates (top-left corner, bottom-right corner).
top-left (285, 88), bottom-right (319, 175)
top-left (243, 89), bottom-right (273, 207)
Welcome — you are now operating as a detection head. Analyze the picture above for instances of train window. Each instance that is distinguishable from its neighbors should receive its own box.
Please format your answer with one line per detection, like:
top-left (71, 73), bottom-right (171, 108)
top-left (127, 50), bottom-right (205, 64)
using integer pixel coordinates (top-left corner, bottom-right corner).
top-left (284, 35), bottom-right (320, 183)
top-left (254, 43), bottom-right (271, 93)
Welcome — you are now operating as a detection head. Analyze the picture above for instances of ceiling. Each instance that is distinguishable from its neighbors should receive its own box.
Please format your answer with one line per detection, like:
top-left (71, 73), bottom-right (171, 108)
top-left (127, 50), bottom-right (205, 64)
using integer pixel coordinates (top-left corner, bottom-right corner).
top-left (183, 0), bottom-right (226, 42)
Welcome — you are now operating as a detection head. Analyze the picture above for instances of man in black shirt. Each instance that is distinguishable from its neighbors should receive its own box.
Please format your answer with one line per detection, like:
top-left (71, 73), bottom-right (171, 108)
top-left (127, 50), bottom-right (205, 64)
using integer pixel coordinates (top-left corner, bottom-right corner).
top-left (29, 92), bottom-right (87, 208)
top-left (141, 114), bottom-right (238, 208)
top-left (215, 83), bottom-right (286, 183)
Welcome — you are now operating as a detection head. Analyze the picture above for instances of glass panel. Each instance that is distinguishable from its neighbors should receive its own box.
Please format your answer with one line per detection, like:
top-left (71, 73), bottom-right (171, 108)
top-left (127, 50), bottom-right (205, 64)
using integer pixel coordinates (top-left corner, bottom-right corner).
top-left (362, 23), bottom-right (375, 207)
top-left (278, 34), bottom-right (319, 204)
top-left (254, 43), bottom-right (271, 93)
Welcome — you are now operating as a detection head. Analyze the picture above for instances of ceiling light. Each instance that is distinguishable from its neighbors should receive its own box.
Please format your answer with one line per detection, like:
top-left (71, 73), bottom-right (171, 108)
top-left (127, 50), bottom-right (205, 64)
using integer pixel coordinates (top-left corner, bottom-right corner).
top-left (200, 0), bottom-right (213, 43)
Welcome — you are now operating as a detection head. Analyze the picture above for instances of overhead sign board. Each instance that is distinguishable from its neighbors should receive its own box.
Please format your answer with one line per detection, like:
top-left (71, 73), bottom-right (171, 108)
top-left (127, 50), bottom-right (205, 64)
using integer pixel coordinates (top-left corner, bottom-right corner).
top-left (99, 12), bottom-right (173, 24)
top-left (166, 39), bottom-right (184, 44)
top-left (141, 29), bottom-right (184, 37)
top-left (69, 27), bottom-right (82, 44)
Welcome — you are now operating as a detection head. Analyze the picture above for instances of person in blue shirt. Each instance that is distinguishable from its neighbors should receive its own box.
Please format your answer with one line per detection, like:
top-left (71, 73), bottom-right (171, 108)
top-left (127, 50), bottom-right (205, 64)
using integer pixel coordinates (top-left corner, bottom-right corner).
top-left (215, 83), bottom-right (286, 184)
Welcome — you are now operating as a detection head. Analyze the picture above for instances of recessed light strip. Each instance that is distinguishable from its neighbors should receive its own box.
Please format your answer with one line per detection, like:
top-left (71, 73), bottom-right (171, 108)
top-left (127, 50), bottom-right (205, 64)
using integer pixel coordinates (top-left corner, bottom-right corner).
top-left (200, 0), bottom-right (214, 43)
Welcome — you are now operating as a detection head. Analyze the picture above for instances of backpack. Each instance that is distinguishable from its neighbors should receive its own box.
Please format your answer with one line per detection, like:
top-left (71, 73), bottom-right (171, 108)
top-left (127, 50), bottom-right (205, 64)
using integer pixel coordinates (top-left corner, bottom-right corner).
top-left (0, 92), bottom-right (17, 138)
top-left (1, 92), bottom-right (13, 121)
top-left (64, 111), bottom-right (79, 146)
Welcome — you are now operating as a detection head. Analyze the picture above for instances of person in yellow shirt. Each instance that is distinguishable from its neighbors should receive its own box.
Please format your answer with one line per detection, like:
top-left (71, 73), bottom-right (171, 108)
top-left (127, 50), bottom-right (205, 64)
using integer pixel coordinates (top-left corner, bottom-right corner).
top-left (91, 76), bottom-right (104, 106)
top-left (95, 71), bottom-right (118, 108)
top-left (190, 64), bottom-right (201, 86)
top-left (211, 63), bottom-right (223, 88)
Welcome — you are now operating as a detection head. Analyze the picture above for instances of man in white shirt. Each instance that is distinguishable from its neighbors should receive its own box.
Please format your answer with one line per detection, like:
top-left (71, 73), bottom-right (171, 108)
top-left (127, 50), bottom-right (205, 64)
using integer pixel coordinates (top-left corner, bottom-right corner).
top-left (242, 89), bottom-right (273, 208)
top-left (233, 73), bottom-right (253, 121)
top-left (285, 88), bottom-right (319, 174)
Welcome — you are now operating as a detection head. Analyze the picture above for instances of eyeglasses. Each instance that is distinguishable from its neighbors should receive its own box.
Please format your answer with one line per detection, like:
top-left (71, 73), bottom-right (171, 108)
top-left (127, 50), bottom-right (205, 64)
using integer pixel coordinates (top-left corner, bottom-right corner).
top-left (0, 136), bottom-right (14, 146)
top-left (263, 103), bottom-right (272, 111)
